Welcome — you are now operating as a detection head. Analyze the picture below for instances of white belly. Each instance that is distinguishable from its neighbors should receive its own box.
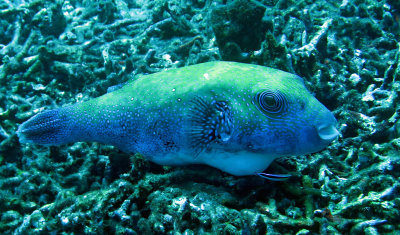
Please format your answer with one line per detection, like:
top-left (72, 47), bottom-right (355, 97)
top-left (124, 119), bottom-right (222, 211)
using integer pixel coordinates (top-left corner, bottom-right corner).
top-left (148, 150), bottom-right (277, 176)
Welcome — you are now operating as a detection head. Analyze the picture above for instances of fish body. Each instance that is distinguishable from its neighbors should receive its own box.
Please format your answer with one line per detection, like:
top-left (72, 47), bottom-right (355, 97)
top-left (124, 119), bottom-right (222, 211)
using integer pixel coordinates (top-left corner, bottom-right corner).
top-left (17, 62), bottom-right (338, 176)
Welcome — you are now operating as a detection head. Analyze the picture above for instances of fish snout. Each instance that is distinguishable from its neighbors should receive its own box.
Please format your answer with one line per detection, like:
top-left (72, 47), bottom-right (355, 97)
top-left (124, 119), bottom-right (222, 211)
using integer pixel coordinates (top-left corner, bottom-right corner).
top-left (317, 123), bottom-right (339, 142)
top-left (315, 115), bottom-right (339, 142)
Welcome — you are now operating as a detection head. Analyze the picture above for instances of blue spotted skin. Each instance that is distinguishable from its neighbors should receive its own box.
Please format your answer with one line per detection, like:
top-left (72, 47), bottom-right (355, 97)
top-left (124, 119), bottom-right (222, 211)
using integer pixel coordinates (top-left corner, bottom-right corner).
top-left (17, 62), bottom-right (338, 176)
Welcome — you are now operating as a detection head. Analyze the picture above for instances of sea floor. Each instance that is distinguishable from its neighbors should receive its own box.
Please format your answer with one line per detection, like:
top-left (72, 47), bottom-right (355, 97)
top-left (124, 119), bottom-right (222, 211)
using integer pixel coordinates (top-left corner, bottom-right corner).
top-left (0, 0), bottom-right (399, 234)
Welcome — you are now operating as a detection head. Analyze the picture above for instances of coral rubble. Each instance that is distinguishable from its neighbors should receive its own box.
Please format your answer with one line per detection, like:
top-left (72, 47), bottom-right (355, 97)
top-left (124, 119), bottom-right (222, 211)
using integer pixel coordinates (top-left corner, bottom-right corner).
top-left (0, 0), bottom-right (399, 234)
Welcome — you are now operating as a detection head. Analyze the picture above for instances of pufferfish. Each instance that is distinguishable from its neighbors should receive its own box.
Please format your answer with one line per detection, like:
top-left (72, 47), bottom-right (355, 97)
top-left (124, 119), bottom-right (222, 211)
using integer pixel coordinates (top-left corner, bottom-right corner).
top-left (17, 62), bottom-right (338, 179)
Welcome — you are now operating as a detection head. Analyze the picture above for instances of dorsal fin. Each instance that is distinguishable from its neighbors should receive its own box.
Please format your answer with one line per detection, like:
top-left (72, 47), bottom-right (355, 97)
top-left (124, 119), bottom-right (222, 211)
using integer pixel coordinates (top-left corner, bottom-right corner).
top-left (107, 83), bottom-right (126, 93)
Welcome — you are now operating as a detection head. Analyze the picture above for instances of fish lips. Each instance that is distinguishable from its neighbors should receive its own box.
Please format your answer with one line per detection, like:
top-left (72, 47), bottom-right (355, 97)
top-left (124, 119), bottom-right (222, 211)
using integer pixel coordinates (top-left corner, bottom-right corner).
top-left (316, 123), bottom-right (339, 142)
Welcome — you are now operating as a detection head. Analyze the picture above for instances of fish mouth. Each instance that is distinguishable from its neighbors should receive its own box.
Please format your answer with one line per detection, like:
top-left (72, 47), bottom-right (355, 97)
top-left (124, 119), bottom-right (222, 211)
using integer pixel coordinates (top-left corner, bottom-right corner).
top-left (317, 124), bottom-right (339, 142)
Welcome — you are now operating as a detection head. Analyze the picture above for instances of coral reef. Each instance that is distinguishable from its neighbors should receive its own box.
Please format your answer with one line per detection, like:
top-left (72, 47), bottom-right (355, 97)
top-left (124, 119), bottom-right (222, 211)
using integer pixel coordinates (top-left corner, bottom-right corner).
top-left (0, 0), bottom-right (399, 234)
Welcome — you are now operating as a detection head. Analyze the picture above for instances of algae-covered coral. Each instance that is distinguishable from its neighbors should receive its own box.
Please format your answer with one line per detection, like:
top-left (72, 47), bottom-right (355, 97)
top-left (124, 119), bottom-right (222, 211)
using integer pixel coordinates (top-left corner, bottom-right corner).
top-left (0, 0), bottom-right (399, 234)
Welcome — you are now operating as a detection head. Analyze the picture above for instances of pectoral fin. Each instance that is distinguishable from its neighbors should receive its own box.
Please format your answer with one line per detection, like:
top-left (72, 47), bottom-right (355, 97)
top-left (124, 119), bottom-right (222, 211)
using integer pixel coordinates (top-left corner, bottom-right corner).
top-left (187, 96), bottom-right (234, 156)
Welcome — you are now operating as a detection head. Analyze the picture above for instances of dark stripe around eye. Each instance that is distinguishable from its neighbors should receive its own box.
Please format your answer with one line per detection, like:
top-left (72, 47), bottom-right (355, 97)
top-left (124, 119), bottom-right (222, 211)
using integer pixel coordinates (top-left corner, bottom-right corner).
top-left (255, 90), bottom-right (287, 114)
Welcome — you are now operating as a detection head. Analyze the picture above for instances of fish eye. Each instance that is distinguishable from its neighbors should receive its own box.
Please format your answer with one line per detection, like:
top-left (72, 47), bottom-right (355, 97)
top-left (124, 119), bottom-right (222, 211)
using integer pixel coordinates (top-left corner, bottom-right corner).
top-left (254, 90), bottom-right (287, 115)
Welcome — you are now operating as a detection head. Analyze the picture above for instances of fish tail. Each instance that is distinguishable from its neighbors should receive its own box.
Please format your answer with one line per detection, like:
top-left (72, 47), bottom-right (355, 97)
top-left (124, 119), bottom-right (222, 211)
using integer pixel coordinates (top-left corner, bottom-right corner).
top-left (17, 108), bottom-right (75, 145)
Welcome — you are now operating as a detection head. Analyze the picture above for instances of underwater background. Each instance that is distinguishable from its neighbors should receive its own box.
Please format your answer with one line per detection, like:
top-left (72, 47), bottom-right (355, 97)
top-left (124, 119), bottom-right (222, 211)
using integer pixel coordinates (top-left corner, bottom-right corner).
top-left (0, 0), bottom-right (399, 234)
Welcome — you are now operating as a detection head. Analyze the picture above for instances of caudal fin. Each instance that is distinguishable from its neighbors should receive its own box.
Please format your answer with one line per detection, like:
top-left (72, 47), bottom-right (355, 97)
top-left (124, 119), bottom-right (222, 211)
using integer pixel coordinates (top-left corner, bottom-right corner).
top-left (17, 109), bottom-right (72, 145)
